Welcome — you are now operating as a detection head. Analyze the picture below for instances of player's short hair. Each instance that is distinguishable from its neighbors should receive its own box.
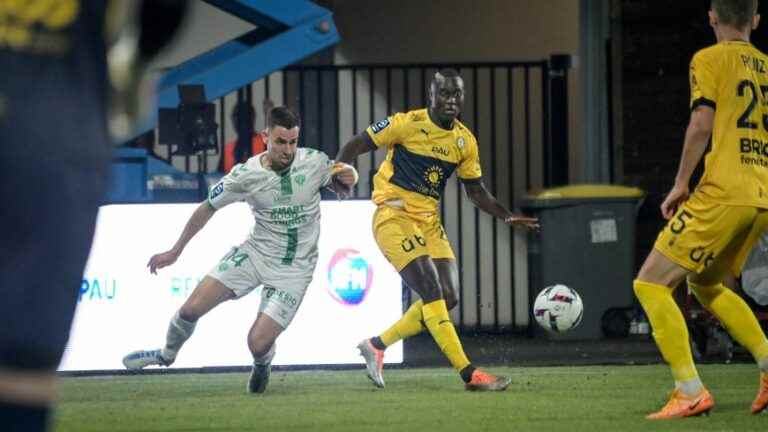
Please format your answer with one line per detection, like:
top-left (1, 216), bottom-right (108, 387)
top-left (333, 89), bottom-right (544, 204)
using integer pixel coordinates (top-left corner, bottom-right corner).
top-left (431, 68), bottom-right (462, 87)
top-left (711, 0), bottom-right (758, 29)
top-left (267, 106), bottom-right (300, 130)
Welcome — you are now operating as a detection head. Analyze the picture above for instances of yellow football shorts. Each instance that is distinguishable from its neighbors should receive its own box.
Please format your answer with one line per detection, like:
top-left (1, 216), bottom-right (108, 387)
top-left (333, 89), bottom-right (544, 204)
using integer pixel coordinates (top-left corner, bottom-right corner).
top-left (654, 192), bottom-right (768, 276)
top-left (372, 205), bottom-right (455, 271)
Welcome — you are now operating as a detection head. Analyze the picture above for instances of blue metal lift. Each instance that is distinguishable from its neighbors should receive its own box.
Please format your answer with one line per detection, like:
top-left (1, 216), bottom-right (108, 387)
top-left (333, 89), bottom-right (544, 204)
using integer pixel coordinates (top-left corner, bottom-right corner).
top-left (157, 0), bottom-right (340, 109)
top-left (110, 1), bottom-right (339, 203)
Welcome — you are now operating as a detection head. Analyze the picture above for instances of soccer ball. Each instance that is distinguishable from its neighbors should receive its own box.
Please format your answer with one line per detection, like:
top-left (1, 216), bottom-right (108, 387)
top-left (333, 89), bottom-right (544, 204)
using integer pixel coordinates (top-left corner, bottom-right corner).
top-left (533, 284), bottom-right (584, 333)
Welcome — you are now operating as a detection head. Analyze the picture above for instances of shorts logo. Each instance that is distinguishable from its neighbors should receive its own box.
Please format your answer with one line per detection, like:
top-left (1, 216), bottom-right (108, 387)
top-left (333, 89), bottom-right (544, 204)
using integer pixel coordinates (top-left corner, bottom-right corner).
top-left (371, 119), bottom-right (390, 134)
top-left (690, 247), bottom-right (715, 268)
top-left (210, 182), bottom-right (224, 200)
top-left (326, 249), bottom-right (373, 306)
top-left (400, 235), bottom-right (426, 252)
top-left (263, 287), bottom-right (298, 307)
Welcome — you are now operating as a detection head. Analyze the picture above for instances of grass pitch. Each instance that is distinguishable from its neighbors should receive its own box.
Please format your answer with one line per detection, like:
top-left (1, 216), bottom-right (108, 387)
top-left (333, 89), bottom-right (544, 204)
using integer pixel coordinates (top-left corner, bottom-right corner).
top-left (55, 364), bottom-right (767, 431)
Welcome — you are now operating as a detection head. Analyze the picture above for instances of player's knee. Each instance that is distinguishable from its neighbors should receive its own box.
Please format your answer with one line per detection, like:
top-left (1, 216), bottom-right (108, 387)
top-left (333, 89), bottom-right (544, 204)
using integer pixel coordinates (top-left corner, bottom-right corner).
top-left (177, 305), bottom-right (201, 323)
top-left (443, 290), bottom-right (458, 310)
top-left (688, 281), bottom-right (725, 307)
top-left (420, 280), bottom-right (443, 303)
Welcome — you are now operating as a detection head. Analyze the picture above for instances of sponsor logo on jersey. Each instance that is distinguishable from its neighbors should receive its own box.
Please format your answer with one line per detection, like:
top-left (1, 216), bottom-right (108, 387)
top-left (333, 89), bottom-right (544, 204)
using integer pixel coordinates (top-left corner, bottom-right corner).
top-left (432, 146), bottom-right (449, 157)
top-left (326, 249), bottom-right (373, 306)
top-left (210, 182), bottom-right (224, 200)
top-left (371, 119), bottom-right (390, 134)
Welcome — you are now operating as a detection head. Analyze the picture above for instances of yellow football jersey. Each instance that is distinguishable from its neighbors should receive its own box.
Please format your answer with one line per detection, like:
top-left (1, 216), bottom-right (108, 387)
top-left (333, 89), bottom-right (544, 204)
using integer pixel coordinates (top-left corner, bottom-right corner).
top-left (365, 108), bottom-right (482, 213)
top-left (690, 40), bottom-right (768, 208)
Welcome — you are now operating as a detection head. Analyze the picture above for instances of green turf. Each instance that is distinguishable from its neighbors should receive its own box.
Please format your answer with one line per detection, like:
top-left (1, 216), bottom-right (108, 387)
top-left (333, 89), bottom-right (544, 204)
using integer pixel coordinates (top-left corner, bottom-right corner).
top-left (54, 364), bottom-right (767, 432)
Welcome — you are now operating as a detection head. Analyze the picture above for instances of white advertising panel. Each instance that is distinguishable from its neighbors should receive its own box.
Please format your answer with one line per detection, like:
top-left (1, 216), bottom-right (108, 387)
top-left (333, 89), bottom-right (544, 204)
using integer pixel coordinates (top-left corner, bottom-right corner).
top-left (59, 201), bottom-right (403, 371)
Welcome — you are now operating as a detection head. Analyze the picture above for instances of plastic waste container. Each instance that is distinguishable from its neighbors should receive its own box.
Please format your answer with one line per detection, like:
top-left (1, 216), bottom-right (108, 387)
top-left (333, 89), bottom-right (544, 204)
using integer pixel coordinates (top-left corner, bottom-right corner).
top-left (522, 184), bottom-right (645, 340)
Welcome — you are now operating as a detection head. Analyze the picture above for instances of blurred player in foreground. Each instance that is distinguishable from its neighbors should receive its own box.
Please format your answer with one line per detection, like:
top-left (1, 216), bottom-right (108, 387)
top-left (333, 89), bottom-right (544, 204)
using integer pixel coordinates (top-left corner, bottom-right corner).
top-left (0, 1), bottom-right (186, 430)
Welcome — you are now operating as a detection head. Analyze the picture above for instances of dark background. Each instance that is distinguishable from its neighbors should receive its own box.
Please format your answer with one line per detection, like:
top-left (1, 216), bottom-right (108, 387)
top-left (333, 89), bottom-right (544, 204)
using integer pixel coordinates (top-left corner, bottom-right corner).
top-left (621, 0), bottom-right (768, 269)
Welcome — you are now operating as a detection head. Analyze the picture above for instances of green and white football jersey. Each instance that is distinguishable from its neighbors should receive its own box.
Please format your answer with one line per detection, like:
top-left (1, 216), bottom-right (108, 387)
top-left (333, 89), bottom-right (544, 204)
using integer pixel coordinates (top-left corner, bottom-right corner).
top-left (207, 148), bottom-right (334, 269)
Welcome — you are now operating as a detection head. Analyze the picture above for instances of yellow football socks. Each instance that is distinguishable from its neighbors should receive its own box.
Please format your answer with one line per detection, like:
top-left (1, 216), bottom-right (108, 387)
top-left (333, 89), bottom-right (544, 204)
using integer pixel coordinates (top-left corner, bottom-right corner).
top-left (422, 299), bottom-right (471, 372)
top-left (689, 282), bottom-right (768, 368)
top-left (379, 300), bottom-right (426, 347)
top-left (634, 280), bottom-right (699, 382)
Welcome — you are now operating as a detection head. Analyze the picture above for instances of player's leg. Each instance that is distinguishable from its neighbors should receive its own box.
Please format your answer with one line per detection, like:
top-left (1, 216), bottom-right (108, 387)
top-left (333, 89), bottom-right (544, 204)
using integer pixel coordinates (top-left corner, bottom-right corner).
top-left (687, 214), bottom-right (768, 414)
top-left (399, 256), bottom-right (510, 390)
top-left (369, 217), bottom-right (455, 351)
top-left (123, 243), bottom-right (261, 370)
top-left (123, 276), bottom-right (236, 369)
top-left (636, 196), bottom-right (758, 419)
top-left (635, 250), bottom-right (705, 399)
top-left (370, 259), bottom-right (458, 350)
top-left (635, 251), bottom-right (716, 420)
top-left (246, 275), bottom-right (309, 394)
top-left (0, 135), bottom-right (108, 430)
top-left (246, 312), bottom-right (283, 394)
top-left (434, 258), bottom-right (460, 310)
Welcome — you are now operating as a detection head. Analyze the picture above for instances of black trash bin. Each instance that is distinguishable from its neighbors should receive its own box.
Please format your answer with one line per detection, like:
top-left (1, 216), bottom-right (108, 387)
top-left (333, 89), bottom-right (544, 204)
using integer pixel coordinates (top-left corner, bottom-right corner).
top-left (522, 184), bottom-right (645, 340)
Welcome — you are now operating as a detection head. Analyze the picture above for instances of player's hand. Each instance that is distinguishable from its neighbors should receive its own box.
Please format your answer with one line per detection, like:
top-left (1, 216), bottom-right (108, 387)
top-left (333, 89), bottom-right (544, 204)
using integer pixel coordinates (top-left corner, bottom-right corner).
top-left (147, 249), bottom-right (180, 275)
top-left (504, 214), bottom-right (540, 231)
top-left (660, 184), bottom-right (689, 220)
top-left (330, 162), bottom-right (358, 199)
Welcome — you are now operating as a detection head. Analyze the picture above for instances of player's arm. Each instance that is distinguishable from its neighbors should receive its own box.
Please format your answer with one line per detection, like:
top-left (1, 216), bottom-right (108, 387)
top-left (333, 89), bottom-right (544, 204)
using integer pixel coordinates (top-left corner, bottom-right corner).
top-left (336, 132), bottom-right (376, 165)
top-left (661, 49), bottom-right (718, 220)
top-left (337, 114), bottom-right (403, 164)
top-left (148, 164), bottom-right (248, 273)
top-left (463, 180), bottom-right (539, 230)
top-left (660, 106), bottom-right (714, 219)
top-left (147, 201), bottom-right (217, 274)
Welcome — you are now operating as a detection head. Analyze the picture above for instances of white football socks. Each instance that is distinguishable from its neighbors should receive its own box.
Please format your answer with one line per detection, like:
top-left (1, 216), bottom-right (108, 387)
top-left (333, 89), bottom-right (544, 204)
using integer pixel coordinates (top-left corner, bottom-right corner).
top-left (759, 355), bottom-right (768, 374)
top-left (253, 343), bottom-right (276, 366)
top-left (161, 310), bottom-right (196, 361)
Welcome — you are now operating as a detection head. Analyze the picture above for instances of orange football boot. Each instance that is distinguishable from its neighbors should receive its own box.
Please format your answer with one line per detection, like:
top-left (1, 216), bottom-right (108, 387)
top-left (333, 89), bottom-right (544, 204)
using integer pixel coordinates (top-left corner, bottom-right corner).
top-left (646, 388), bottom-right (714, 419)
top-left (751, 373), bottom-right (768, 414)
top-left (464, 369), bottom-right (511, 391)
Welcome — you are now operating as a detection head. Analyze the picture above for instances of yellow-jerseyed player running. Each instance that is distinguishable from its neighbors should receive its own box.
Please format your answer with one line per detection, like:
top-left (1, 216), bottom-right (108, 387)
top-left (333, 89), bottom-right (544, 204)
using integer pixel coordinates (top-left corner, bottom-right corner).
top-left (337, 68), bottom-right (538, 391)
top-left (635, 0), bottom-right (768, 419)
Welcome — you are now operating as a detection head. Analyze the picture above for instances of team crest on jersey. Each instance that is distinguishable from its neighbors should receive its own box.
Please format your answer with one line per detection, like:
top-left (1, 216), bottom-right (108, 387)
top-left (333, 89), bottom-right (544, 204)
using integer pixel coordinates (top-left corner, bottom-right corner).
top-left (456, 136), bottom-right (466, 150)
top-left (371, 119), bottom-right (390, 134)
top-left (294, 174), bottom-right (306, 186)
top-left (424, 166), bottom-right (445, 187)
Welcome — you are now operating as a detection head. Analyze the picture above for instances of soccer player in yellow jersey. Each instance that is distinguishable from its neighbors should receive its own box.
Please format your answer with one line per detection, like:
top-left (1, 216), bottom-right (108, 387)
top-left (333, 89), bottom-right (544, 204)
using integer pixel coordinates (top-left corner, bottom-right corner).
top-left (634, 0), bottom-right (768, 419)
top-left (337, 68), bottom-right (539, 391)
